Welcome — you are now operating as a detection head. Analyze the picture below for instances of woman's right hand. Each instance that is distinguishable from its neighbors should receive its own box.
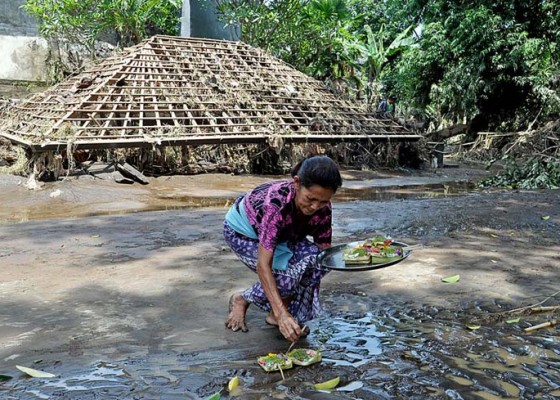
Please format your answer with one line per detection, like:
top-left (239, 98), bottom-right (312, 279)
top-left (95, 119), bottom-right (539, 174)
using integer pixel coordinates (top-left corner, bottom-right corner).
top-left (277, 311), bottom-right (301, 342)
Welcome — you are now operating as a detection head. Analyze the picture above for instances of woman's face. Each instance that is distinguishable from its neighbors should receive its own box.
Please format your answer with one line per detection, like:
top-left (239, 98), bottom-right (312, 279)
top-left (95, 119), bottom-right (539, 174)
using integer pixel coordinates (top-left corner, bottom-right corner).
top-left (293, 176), bottom-right (335, 216)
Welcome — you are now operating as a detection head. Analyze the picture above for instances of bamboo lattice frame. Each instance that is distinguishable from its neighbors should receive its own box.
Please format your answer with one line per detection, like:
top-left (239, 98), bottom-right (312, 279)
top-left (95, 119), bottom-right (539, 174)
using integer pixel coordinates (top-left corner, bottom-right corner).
top-left (0, 35), bottom-right (420, 152)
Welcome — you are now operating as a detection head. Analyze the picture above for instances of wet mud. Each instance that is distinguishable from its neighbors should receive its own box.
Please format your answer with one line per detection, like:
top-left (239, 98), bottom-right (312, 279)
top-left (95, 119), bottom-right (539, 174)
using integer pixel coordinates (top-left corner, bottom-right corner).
top-left (0, 165), bottom-right (558, 399)
top-left (4, 297), bottom-right (558, 399)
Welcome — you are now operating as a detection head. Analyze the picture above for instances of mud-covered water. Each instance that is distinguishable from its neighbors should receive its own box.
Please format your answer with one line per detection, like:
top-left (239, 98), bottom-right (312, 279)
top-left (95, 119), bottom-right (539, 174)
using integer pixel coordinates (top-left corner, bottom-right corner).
top-left (5, 295), bottom-right (558, 399)
top-left (0, 175), bottom-right (477, 224)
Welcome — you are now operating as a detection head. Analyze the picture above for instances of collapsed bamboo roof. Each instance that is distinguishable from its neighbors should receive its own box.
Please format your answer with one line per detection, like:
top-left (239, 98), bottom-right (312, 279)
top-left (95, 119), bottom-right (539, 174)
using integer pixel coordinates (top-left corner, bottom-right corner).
top-left (0, 35), bottom-right (419, 152)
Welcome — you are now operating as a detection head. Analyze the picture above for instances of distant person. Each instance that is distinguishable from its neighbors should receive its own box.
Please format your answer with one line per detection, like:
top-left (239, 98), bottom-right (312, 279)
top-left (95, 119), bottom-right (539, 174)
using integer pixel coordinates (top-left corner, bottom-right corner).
top-left (224, 156), bottom-right (342, 342)
top-left (377, 95), bottom-right (396, 117)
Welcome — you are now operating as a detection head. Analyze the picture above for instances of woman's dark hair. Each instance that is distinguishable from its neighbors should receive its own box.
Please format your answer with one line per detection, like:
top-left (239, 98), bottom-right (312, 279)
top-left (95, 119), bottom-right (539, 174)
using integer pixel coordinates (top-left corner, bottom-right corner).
top-left (291, 156), bottom-right (342, 192)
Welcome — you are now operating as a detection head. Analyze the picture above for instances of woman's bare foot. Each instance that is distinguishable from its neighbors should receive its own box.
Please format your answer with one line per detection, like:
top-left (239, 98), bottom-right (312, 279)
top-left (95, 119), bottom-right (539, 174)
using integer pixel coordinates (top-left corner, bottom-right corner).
top-left (265, 313), bottom-right (278, 326)
top-left (225, 293), bottom-right (249, 332)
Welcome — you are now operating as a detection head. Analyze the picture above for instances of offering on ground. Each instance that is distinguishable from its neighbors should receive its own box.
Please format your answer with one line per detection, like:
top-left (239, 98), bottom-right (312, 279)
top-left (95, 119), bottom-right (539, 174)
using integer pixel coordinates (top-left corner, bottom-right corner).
top-left (257, 353), bottom-right (293, 372)
top-left (286, 348), bottom-right (322, 366)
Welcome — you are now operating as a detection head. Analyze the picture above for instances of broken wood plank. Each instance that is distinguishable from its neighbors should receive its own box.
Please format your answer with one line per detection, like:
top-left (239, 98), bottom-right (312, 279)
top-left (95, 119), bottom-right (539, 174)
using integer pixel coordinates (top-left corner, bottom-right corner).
top-left (116, 162), bottom-right (150, 185)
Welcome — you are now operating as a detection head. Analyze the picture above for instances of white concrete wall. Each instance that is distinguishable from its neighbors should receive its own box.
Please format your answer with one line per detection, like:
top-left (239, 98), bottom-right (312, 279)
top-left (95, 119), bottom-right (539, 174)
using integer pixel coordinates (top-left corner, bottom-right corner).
top-left (0, 35), bottom-right (47, 81)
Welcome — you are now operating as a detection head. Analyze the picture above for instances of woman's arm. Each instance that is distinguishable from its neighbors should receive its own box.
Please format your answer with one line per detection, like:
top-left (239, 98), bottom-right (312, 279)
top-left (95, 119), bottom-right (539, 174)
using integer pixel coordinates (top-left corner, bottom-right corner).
top-left (257, 244), bottom-right (302, 342)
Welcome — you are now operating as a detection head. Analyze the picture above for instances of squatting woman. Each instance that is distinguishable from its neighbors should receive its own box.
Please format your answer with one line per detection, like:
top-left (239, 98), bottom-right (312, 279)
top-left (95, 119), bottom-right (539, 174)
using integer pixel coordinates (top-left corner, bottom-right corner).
top-left (224, 156), bottom-right (342, 342)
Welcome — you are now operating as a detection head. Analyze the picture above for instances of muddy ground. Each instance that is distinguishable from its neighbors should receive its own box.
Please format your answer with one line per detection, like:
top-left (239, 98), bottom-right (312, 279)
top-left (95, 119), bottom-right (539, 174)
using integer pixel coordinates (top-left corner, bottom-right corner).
top-left (0, 163), bottom-right (559, 399)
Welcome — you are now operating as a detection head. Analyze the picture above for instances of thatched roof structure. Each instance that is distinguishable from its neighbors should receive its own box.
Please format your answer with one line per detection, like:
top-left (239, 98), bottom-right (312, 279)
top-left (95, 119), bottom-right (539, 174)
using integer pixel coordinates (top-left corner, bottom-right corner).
top-left (0, 35), bottom-right (419, 153)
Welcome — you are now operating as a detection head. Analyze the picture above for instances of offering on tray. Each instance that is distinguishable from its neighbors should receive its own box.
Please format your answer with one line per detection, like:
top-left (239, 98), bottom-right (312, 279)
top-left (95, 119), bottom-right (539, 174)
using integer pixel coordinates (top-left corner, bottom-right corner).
top-left (286, 348), bottom-right (322, 366)
top-left (257, 352), bottom-right (293, 372)
top-left (342, 246), bottom-right (371, 264)
top-left (343, 236), bottom-right (404, 265)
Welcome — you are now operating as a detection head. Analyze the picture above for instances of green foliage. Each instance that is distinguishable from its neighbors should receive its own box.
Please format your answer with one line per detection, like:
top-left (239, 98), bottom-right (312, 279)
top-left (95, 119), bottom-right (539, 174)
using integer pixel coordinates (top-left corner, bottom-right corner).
top-left (350, 24), bottom-right (416, 104)
top-left (310, 0), bottom-right (349, 20)
top-left (101, 0), bottom-right (182, 46)
top-left (22, 0), bottom-right (182, 49)
top-left (22, 0), bottom-right (102, 51)
top-left (215, 0), bottom-right (414, 100)
top-left (390, 0), bottom-right (560, 129)
top-left (215, 0), bottom-right (360, 82)
top-left (481, 158), bottom-right (560, 189)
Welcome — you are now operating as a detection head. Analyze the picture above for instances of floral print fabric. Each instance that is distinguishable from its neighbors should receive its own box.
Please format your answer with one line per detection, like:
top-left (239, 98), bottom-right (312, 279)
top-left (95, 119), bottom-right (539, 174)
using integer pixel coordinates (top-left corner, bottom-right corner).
top-left (223, 222), bottom-right (331, 323)
top-left (242, 180), bottom-right (332, 253)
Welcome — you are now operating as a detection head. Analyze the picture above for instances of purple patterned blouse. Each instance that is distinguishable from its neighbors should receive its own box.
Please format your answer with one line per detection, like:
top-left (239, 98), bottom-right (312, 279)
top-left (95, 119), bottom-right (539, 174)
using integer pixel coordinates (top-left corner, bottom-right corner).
top-left (241, 180), bottom-right (332, 253)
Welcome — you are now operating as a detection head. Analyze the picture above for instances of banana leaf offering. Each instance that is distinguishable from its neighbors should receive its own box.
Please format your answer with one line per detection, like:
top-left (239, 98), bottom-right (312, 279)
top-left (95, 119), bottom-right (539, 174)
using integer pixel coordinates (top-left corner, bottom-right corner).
top-left (343, 236), bottom-right (404, 265)
top-left (286, 348), bottom-right (322, 366)
top-left (257, 352), bottom-right (293, 372)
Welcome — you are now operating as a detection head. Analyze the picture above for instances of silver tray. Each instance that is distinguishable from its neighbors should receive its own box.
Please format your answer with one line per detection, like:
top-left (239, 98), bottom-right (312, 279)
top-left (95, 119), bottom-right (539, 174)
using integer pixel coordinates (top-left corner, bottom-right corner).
top-left (317, 241), bottom-right (412, 272)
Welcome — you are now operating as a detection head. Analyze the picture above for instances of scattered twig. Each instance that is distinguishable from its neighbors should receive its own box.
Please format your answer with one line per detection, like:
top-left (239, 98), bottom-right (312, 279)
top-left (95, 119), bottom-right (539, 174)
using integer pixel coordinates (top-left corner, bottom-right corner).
top-left (278, 365), bottom-right (285, 380)
top-left (526, 108), bottom-right (542, 132)
top-left (524, 319), bottom-right (558, 333)
top-left (467, 290), bottom-right (560, 326)
top-left (530, 306), bottom-right (560, 313)
top-left (498, 290), bottom-right (560, 316)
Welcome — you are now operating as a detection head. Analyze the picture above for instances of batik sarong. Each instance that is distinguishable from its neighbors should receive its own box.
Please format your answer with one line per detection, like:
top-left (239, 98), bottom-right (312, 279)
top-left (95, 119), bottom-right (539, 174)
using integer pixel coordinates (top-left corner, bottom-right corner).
top-left (224, 222), bottom-right (331, 323)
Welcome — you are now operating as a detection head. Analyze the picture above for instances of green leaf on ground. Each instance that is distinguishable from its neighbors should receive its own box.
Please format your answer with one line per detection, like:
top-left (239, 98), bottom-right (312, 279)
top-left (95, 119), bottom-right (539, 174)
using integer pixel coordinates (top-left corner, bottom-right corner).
top-left (228, 376), bottom-right (240, 391)
top-left (441, 274), bottom-right (460, 283)
top-left (204, 391), bottom-right (221, 400)
top-left (466, 325), bottom-right (481, 330)
top-left (16, 365), bottom-right (56, 378)
top-left (314, 376), bottom-right (340, 390)
top-left (506, 318), bottom-right (520, 324)
top-left (542, 215), bottom-right (550, 220)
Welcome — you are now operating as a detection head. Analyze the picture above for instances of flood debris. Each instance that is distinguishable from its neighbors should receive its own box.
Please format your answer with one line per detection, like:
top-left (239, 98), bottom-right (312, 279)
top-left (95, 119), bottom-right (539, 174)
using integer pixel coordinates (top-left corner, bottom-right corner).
top-left (82, 161), bottom-right (115, 177)
top-left (24, 173), bottom-right (43, 190)
top-left (465, 289), bottom-right (560, 329)
top-left (116, 162), bottom-right (149, 185)
top-left (81, 161), bottom-right (147, 184)
top-left (524, 319), bottom-right (559, 333)
top-left (113, 171), bottom-right (134, 184)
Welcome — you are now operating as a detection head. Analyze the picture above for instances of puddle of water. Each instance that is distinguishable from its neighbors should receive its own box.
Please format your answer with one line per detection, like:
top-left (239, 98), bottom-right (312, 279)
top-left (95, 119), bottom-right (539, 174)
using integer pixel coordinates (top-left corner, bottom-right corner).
top-left (336, 181), bottom-right (477, 202)
top-left (141, 181), bottom-right (478, 213)
top-left (0, 177), bottom-right (478, 224)
top-left (5, 299), bottom-right (558, 399)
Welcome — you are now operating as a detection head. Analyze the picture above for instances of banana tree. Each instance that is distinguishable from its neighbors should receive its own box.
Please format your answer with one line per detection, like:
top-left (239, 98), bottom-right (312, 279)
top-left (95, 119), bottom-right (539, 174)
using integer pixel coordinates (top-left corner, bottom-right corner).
top-left (351, 24), bottom-right (417, 107)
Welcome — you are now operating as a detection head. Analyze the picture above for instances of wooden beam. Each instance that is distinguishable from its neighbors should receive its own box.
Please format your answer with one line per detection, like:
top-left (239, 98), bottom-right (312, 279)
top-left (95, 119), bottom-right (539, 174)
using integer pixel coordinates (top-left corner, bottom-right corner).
top-left (1, 131), bottom-right (421, 152)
